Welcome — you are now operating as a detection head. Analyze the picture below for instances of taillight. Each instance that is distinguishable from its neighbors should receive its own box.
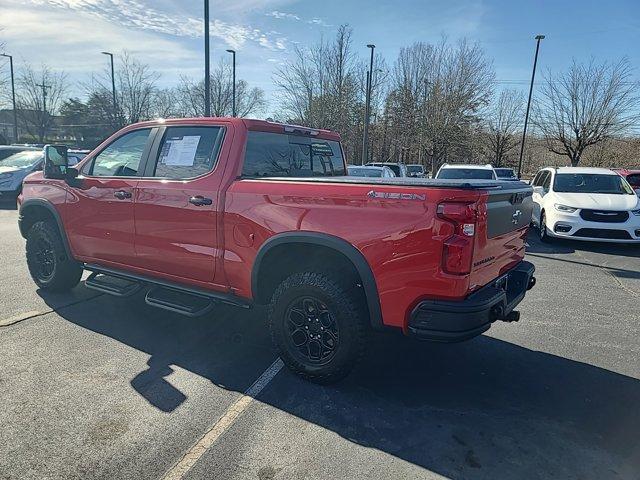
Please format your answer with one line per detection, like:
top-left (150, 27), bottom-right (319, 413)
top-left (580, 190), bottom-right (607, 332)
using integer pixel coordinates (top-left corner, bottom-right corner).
top-left (437, 202), bottom-right (477, 275)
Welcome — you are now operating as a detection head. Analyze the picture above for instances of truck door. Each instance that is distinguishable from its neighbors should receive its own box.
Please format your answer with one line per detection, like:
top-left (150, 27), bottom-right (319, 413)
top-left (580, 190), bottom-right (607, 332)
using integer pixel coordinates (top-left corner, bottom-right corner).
top-left (64, 127), bottom-right (156, 265)
top-left (132, 124), bottom-right (228, 284)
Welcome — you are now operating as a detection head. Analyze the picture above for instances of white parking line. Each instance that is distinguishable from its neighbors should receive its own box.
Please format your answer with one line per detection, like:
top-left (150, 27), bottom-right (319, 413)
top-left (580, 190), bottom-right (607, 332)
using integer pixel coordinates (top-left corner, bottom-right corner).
top-left (161, 358), bottom-right (284, 480)
top-left (0, 310), bottom-right (43, 327)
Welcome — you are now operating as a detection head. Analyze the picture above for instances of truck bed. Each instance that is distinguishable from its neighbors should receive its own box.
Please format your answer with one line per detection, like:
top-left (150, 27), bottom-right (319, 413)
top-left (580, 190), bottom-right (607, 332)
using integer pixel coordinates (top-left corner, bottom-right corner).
top-left (243, 176), bottom-right (531, 191)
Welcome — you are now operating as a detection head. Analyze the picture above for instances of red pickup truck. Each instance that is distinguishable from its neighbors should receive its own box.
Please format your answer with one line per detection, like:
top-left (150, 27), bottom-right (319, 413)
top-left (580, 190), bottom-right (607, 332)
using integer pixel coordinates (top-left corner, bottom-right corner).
top-left (18, 118), bottom-right (535, 382)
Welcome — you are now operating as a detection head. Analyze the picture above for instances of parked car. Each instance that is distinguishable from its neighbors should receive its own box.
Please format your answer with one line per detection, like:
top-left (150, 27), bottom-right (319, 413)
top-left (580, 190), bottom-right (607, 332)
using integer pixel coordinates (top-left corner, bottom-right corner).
top-left (614, 168), bottom-right (640, 196)
top-left (494, 167), bottom-right (519, 181)
top-left (347, 165), bottom-right (396, 178)
top-left (0, 150), bottom-right (44, 200)
top-left (406, 164), bottom-right (426, 177)
top-left (68, 149), bottom-right (90, 166)
top-left (530, 167), bottom-right (640, 243)
top-left (366, 162), bottom-right (408, 177)
top-left (0, 145), bottom-right (40, 161)
top-left (435, 163), bottom-right (498, 180)
top-left (18, 118), bottom-right (536, 383)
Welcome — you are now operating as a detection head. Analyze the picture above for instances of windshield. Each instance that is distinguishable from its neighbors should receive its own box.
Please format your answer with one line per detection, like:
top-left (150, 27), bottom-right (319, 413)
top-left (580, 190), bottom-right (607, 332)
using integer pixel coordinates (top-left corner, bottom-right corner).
top-left (554, 173), bottom-right (634, 195)
top-left (348, 167), bottom-right (383, 177)
top-left (437, 168), bottom-right (495, 180)
top-left (495, 168), bottom-right (516, 178)
top-left (1, 151), bottom-right (43, 168)
top-left (406, 165), bottom-right (423, 174)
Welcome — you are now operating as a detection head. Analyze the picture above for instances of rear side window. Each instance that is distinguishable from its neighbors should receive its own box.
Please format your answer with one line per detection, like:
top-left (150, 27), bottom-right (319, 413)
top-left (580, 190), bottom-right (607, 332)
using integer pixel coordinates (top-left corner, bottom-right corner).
top-left (242, 131), bottom-right (346, 178)
top-left (88, 128), bottom-right (152, 177)
top-left (153, 126), bottom-right (224, 179)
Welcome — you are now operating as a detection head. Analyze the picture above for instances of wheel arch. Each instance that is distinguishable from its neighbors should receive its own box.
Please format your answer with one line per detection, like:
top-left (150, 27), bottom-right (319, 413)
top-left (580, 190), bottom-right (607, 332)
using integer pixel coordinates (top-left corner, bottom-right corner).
top-left (252, 232), bottom-right (384, 330)
top-left (19, 199), bottom-right (73, 260)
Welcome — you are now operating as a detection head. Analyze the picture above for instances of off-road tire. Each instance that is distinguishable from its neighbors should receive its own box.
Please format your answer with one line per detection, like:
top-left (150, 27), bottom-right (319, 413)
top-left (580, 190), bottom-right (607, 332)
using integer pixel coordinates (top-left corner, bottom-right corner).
top-left (268, 272), bottom-right (368, 384)
top-left (26, 220), bottom-right (82, 292)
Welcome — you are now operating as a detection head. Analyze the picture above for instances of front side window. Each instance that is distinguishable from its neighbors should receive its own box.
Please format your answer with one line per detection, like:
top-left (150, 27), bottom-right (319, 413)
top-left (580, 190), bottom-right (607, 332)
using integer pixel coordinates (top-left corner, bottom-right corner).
top-left (553, 174), bottom-right (634, 195)
top-left (242, 131), bottom-right (346, 178)
top-left (534, 171), bottom-right (549, 188)
top-left (89, 128), bottom-right (152, 177)
top-left (153, 126), bottom-right (224, 179)
top-left (542, 171), bottom-right (552, 190)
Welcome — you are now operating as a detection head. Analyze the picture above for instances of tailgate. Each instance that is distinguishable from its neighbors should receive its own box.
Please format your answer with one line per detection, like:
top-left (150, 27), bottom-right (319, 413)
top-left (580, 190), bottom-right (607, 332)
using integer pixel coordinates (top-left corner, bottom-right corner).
top-left (469, 183), bottom-right (533, 290)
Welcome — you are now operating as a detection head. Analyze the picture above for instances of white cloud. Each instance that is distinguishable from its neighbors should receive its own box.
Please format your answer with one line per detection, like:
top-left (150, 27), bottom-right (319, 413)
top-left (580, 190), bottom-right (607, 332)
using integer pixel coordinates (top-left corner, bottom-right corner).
top-left (266, 11), bottom-right (301, 21)
top-left (307, 17), bottom-right (332, 27)
top-left (19, 0), bottom-right (289, 51)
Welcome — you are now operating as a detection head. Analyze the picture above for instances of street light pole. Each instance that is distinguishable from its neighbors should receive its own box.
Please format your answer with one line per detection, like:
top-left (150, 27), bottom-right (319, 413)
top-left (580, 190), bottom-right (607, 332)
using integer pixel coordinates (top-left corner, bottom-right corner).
top-left (361, 43), bottom-right (375, 165)
top-left (0, 53), bottom-right (18, 143)
top-left (204, 0), bottom-right (211, 117)
top-left (517, 34), bottom-right (545, 179)
top-left (226, 49), bottom-right (236, 117)
top-left (101, 51), bottom-right (117, 122)
top-left (35, 81), bottom-right (51, 142)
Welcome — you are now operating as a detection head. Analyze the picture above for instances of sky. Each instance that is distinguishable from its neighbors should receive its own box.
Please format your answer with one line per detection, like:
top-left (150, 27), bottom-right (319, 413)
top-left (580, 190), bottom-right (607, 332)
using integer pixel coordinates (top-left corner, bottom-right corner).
top-left (1, 0), bottom-right (639, 118)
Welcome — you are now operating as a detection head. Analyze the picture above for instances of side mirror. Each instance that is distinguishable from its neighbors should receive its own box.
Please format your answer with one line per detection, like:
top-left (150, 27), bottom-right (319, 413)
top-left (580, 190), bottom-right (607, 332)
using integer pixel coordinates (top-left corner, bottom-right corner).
top-left (532, 186), bottom-right (544, 195)
top-left (43, 145), bottom-right (69, 179)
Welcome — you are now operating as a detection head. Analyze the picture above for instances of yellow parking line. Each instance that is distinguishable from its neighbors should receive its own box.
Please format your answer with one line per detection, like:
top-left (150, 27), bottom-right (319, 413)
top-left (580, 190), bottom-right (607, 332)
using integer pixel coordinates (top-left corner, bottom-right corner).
top-left (162, 358), bottom-right (284, 480)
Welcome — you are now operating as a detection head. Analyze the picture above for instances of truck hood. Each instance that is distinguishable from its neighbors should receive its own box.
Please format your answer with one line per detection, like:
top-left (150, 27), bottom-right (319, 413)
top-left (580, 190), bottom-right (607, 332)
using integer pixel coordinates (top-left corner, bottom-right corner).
top-left (553, 192), bottom-right (640, 211)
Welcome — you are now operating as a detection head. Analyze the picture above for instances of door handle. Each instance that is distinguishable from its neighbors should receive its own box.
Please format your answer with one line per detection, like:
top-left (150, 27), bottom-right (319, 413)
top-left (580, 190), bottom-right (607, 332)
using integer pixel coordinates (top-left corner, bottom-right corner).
top-left (114, 190), bottom-right (132, 200)
top-left (189, 195), bottom-right (213, 206)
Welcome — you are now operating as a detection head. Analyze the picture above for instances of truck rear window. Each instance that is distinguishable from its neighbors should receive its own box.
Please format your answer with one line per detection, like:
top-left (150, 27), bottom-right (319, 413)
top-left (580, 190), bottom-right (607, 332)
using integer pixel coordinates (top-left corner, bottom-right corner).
top-left (242, 131), bottom-right (346, 178)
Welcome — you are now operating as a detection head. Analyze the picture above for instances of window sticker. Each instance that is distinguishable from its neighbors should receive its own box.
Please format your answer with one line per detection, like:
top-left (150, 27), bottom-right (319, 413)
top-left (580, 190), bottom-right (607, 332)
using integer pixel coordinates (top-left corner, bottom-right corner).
top-left (160, 135), bottom-right (201, 166)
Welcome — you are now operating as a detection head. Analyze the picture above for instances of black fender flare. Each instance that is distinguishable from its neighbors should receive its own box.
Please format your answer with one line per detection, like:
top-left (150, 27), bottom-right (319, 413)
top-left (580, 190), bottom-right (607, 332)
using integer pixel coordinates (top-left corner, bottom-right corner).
top-left (252, 232), bottom-right (384, 330)
top-left (19, 199), bottom-right (74, 260)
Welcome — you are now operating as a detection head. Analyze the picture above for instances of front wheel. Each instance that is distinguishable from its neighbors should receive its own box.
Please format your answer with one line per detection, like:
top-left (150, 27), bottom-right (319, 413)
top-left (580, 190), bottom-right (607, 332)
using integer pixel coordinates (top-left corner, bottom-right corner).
top-left (26, 221), bottom-right (83, 292)
top-left (268, 272), bottom-right (368, 384)
top-left (539, 212), bottom-right (553, 243)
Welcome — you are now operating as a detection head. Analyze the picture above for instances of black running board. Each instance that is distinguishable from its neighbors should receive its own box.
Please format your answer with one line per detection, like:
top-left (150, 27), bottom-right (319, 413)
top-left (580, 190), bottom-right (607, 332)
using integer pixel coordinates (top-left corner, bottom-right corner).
top-left (84, 264), bottom-right (252, 311)
top-left (85, 271), bottom-right (142, 297)
top-left (145, 286), bottom-right (216, 317)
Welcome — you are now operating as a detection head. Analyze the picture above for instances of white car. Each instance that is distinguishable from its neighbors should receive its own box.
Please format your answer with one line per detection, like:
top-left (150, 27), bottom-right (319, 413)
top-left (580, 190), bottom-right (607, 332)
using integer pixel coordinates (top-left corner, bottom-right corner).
top-left (530, 167), bottom-right (640, 243)
top-left (347, 165), bottom-right (396, 178)
top-left (435, 163), bottom-right (497, 180)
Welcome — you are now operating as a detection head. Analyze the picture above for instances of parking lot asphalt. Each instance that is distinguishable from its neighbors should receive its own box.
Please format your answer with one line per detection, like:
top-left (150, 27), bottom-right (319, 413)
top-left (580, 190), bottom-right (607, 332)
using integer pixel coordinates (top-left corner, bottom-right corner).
top-left (1, 203), bottom-right (639, 480)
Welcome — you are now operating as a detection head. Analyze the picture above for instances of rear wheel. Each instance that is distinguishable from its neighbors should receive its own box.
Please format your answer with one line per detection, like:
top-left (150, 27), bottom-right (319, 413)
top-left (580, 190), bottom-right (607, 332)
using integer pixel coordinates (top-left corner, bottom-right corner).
top-left (268, 272), bottom-right (368, 384)
top-left (26, 221), bottom-right (82, 292)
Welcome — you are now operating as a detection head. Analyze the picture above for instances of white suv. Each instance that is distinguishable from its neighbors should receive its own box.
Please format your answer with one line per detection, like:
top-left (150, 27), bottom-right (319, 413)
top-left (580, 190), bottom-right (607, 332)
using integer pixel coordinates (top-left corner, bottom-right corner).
top-left (435, 164), bottom-right (497, 180)
top-left (530, 167), bottom-right (640, 243)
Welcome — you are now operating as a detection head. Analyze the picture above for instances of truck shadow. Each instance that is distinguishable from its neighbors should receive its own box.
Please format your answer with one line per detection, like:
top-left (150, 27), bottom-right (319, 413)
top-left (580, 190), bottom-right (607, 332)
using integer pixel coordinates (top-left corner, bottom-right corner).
top-left (41, 288), bottom-right (640, 479)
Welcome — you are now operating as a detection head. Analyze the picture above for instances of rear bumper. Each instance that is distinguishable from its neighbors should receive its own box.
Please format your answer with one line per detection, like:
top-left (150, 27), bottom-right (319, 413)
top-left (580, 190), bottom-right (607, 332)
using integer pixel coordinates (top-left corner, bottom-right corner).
top-left (408, 260), bottom-right (536, 342)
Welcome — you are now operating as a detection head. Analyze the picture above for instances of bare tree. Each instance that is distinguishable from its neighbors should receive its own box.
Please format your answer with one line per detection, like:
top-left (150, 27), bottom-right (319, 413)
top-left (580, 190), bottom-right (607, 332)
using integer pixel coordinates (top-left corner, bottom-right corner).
top-left (483, 89), bottom-right (524, 167)
top-left (152, 88), bottom-right (181, 119)
top-left (533, 58), bottom-right (639, 166)
top-left (385, 38), bottom-right (494, 173)
top-left (16, 64), bottom-right (67, 142)
top-left (87, 51), bottom-right (159, 127)
top-left (274, 25), bottom-right (374, 162)
top-left (176, 59), bottom-right (266, 118)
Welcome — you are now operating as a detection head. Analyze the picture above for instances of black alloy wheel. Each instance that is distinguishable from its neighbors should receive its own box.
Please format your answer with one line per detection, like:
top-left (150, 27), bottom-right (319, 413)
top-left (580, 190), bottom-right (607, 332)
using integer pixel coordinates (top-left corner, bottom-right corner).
top-left (285, 296), bottom-right (339, 365)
